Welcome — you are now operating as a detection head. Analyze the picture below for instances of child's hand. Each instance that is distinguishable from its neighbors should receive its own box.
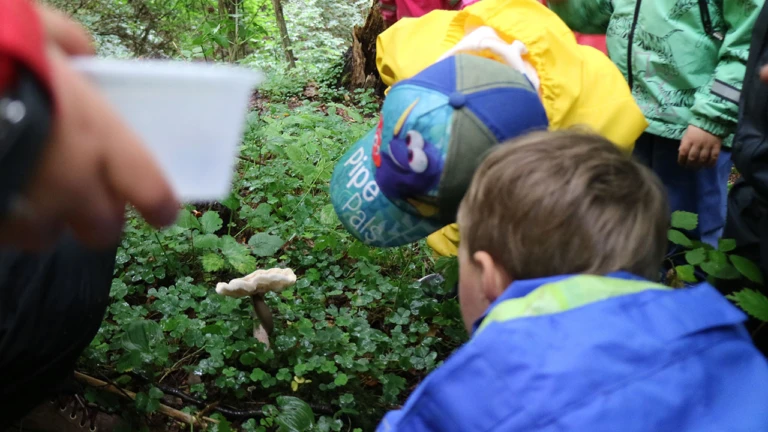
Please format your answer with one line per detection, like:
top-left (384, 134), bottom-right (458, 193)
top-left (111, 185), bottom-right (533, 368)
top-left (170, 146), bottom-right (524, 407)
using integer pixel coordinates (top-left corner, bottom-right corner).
top-left (678, 125), bottom-right (722, 169)
top-left (0, 5), bottom-right (179, 250)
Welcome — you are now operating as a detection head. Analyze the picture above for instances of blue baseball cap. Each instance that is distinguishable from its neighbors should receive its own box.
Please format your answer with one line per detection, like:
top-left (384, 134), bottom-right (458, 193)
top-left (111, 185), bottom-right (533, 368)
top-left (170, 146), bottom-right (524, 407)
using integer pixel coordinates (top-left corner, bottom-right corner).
top-left (330, 54), bottom-right (549, 247)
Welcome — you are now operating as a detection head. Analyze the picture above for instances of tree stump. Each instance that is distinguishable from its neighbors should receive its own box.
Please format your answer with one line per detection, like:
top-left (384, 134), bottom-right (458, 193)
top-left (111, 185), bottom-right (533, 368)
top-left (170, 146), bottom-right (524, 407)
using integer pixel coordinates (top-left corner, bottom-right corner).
top-left (342, 0), bottom-right (387, 95)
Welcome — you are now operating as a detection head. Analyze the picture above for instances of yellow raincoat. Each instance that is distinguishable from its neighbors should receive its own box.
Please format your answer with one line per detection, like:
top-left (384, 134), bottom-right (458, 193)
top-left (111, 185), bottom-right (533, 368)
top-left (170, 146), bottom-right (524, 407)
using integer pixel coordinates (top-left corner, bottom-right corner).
top-left (375, 0), bottom-right (648, 257)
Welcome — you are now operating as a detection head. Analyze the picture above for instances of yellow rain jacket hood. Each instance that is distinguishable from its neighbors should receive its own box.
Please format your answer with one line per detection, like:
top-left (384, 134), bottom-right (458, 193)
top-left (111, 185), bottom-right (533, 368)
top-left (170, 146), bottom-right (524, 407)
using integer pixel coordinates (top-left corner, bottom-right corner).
top-left (373, 0), bottom-right (648, 258)
top-left (375, 0), bottom-right (647, 151)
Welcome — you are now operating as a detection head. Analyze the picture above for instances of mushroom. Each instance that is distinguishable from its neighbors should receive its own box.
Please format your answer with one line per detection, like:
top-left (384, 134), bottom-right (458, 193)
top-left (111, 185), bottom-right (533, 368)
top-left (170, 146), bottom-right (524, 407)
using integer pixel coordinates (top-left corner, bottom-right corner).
top-left (216, 267), bottom-right (297, 348)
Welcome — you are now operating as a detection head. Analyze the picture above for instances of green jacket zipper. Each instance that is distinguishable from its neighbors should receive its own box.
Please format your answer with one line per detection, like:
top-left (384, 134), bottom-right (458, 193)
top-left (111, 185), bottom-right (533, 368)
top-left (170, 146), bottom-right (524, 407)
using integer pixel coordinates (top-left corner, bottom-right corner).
top-left (627, 0), bottom-right (643, 91)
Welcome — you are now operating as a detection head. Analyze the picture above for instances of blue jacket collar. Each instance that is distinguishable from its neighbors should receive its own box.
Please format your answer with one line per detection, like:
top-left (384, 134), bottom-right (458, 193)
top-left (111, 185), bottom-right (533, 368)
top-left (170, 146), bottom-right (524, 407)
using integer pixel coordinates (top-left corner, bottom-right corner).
top-left (471, 271), bottom-right (646, 334)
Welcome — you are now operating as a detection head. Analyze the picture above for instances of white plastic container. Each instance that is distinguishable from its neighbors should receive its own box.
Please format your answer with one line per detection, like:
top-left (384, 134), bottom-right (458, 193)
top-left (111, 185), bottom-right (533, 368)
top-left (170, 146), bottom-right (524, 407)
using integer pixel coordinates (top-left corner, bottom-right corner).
top-left (72, 57), bottom-right (264, 202)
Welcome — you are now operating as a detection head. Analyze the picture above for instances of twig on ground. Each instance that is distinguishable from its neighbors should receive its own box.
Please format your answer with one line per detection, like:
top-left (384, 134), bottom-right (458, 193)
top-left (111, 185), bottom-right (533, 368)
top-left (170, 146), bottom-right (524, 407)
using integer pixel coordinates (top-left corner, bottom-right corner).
top-left (74, 371), bottom-right (218, 427)
top-left (159, 347), bottom-right (205, 382)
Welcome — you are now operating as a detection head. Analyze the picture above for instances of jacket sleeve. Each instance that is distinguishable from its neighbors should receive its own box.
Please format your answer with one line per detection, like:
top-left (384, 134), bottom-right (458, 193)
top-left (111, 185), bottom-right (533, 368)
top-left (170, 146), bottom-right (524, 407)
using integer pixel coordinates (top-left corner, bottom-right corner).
top-left (0, 0), bottom-right (54, 218)
top-left (0, 0), bottom-right (52, 94)
top-left (732, 1), bottom-right (768, 200)
top-left (689, 0), bottom-right (762, 140)
top-left (546, 0), bottom-right (613, 35)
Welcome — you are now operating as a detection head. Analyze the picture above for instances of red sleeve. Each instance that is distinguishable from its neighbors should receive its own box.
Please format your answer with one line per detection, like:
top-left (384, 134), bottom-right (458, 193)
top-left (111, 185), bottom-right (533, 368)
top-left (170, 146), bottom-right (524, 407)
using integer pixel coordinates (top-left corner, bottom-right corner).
top-left (0, 0), bottom-right (51, 95)
top-left (380, 0), bottom-right (398, 26)
top-left (574, 34), bottom-right (608, 55)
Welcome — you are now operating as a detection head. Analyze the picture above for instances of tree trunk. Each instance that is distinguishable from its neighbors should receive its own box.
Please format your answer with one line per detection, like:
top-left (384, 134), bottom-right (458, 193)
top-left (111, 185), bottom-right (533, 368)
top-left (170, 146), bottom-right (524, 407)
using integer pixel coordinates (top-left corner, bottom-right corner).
top-left (218, 0), bottom-right (243, 61)
top-left (271, 0), bottom-right (296, 68)
top-left (342, 0), bottom-right (386, 95)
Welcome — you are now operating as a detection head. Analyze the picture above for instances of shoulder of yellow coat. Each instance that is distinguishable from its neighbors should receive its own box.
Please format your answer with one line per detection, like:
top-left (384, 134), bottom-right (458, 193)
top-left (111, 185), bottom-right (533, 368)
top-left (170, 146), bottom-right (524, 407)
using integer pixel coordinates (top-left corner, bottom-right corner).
top-left (376, 11), bottom-right (457, 86)
top-left (375, 0), bottom-right (647, 151)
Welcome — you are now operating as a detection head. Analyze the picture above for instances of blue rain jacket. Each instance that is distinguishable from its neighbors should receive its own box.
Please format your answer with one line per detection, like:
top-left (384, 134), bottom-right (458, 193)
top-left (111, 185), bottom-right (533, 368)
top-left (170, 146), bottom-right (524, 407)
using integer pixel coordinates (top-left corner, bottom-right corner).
top-left (378, 272), bottom-right (768, 431)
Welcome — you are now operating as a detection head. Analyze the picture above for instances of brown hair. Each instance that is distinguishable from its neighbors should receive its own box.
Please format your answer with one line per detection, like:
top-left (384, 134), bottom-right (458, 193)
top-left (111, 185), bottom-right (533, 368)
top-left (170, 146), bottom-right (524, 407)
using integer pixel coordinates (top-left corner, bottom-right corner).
top-left (457, 130), bottom-right (669, 281)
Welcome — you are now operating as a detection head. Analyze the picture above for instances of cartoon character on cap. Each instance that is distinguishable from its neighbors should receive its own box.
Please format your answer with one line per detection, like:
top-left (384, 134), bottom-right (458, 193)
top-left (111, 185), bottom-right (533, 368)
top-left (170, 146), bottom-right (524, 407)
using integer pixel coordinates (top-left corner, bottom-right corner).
top-left (373, 99), bottom-right (444, 217)
top-left (373, 0), bottom-right (648, 258)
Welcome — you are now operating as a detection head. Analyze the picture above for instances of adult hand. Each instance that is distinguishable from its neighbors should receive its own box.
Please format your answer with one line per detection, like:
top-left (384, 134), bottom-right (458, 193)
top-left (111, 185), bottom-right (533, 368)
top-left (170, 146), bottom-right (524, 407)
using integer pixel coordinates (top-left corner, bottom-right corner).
top-left (678, 125), bottom-right (722, 169)
top-left (0, 4), bottom-right (179, 250)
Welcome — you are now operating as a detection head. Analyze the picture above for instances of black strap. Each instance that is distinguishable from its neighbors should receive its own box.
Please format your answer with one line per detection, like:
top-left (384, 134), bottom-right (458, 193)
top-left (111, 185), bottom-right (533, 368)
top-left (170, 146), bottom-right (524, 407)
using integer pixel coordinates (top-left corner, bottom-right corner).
top-left (0, 69), bottom-right (53, 220)
top-left (697, 0), bottom-right (724, 40)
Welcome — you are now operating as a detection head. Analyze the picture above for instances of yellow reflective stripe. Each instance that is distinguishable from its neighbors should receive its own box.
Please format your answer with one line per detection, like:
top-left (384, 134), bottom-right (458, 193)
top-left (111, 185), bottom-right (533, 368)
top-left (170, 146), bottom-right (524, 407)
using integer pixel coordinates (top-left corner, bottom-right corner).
top-left (476, 275), bottom-right (670, 334)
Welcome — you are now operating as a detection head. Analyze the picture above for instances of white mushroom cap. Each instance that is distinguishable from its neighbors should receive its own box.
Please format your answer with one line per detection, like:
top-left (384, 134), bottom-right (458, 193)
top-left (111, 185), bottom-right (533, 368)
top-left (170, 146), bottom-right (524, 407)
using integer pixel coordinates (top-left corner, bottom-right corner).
top-left (216, 267), bottom-right (297, 298)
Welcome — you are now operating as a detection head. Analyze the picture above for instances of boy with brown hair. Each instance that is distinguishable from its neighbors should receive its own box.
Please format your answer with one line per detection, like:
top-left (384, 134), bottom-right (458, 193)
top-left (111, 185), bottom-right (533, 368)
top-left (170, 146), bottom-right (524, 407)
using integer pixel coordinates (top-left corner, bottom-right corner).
top-left (330, 51), bottom-right (768, 429)
top-left (376, 130), bottom-right (768, 431)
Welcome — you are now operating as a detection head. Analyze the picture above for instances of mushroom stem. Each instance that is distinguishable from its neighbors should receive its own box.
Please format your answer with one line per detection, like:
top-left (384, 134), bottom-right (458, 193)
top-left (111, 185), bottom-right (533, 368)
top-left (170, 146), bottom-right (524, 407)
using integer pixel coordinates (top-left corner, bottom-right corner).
top-left (251, 293), bottom-right (274, 335)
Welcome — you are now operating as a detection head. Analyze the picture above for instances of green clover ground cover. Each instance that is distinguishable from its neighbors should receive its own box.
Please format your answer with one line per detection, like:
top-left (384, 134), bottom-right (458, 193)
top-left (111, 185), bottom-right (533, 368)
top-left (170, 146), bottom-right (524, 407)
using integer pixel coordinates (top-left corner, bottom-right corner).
top-left (79, 96), bottom-right (466, 431)
top-left (75, 89), bottom-right (768, 431)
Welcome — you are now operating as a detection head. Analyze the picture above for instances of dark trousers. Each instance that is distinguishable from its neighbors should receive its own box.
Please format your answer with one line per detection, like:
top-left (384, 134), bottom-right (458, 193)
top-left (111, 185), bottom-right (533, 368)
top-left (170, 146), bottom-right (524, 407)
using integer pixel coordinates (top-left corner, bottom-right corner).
top-left (724, 179), bottom-right (768, 280)
top-left (0, 233), bottom-right (116, 425)
top-left (633, 133), bottom-right (732, 246)
top-left (722, 179), bottom-right (768, 355)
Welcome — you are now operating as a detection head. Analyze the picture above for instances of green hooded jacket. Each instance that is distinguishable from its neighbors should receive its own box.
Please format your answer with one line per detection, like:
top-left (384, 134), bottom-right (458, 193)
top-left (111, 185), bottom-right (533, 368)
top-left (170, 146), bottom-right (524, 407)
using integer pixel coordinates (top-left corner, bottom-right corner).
top-left (549, 0), bottom-right (763, 145)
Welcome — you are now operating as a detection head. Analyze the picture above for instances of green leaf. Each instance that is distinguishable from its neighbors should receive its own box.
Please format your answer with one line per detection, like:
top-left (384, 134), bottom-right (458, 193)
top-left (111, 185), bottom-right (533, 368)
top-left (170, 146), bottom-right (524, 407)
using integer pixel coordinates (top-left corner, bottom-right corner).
top-left (727, 289), bottom-right (768, 321)
top-left (277, 368), bottom-right (292, 381)
top-left (674, 265), bottom-right (697, 283)
top-left (334, 373), bottom-right (349, 386)
top-left (730, 255), bottom-right (765, 284)
top-left (244, 203), bottom-right (274, 229)
top-left (207, 413), bottom-right (234, 432)
top-left (222, 193), bottom-right (241, 211)
top-left (670, 211), bottom-right (698, 230)
top-left (115, 351), bottom-right (142, 373)
top-left (319, 204), bottom-right (339, 226)
top-left (701, 261), bottom-right (741, 280)
top-left (175, 209), bottom-right (201, 231)
top-left (241, 419), bottom-right (266, 432)
top-left (194, 233), bottom-right (221, 250)
top-left (667, 229), bottom-right (693, 247)
top-left (347, 242), bottom-right (369, 259)
top-left (381, 374), bottom-right (407, 402)
top-left (718, 238), bottom-right (737, 252)
top-left (212, 33), bottom-right (229, 47)
top-left (284, 144), bottom-right (304, 163)
top-left (201, 211), bottom-right (224, 234)
top-left (110, 279), bottom-right (129, 299)
top-left (221, 236), bottom-right (256, 273)
top-left (148, 386), bottom-right (164, 400)
top-left (684, 248), bottom-right (707, 266)
top-left (249, 233), bottom-right (285, 257)
top-left (120, 320), bottom-right (163, 353)
top-left (435, 256), bottom-right (459, 292)
top-left (134, 392), bottom-right (149, 411)
top-left (241, 352), bottom-right (257, 366)
top-left (707, 250), bottom-right (729, 266)
top-left (135, 391), bottom-right (159, 413)
top-left (275, 396), bottom-right (315, 432)
top-left (201, 254), bottom-right (225, 272)
top-left (250, 368), bottom-right (267, 382)
top-left (339, 106), bottom-right (363, 123)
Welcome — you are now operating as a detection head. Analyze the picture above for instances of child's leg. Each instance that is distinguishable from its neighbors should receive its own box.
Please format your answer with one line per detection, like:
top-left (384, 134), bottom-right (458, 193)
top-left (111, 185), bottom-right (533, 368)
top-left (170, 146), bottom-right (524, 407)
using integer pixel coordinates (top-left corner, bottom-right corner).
top-left (696, 150), bottom-right (732, 245)
top-left (633, 133), bottom-right (731, 246)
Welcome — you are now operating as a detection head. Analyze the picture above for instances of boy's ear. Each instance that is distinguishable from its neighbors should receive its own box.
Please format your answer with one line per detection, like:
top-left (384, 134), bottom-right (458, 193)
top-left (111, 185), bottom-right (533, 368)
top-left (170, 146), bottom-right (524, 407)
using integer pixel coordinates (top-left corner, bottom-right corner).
top-left (473, 251), bottom-right (510, 303)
